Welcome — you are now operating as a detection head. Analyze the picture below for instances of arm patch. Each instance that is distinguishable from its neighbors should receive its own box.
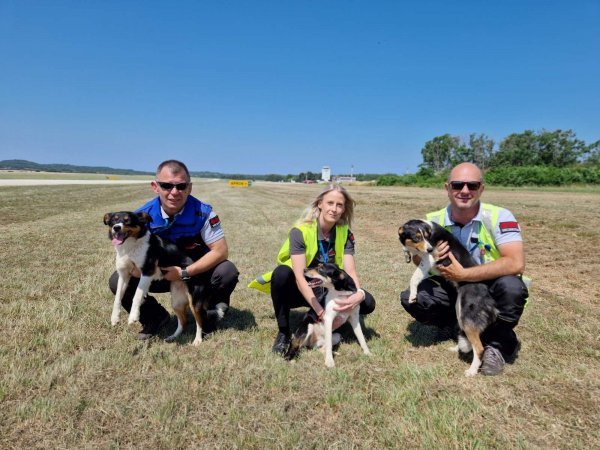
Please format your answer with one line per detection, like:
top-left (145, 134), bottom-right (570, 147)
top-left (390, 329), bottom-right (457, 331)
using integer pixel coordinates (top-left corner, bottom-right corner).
top-left (499, 221), bottom-right (520, 233)
top-left (209, 215), bottom-right (221, 227)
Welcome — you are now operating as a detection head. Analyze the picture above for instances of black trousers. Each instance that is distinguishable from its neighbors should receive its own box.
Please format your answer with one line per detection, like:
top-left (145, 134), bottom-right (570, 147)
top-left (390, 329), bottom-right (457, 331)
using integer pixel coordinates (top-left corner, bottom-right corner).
top-left (400, 275), bottom-right (528, 357)
top-left (271, 264), bottom-right (376, 335)
top-left (108, 260), bottom-right (239, 328)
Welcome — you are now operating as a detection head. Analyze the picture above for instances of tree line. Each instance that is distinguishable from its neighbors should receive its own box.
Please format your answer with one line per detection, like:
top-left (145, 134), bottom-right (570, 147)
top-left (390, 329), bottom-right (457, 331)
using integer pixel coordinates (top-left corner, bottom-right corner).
top-left (379, 129), bottom-right (600, 187)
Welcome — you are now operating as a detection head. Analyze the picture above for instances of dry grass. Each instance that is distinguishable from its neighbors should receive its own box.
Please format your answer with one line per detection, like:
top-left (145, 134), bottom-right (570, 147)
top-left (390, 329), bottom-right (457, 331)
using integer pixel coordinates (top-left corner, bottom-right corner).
top-left (1, 181), bottom-right (599, 449)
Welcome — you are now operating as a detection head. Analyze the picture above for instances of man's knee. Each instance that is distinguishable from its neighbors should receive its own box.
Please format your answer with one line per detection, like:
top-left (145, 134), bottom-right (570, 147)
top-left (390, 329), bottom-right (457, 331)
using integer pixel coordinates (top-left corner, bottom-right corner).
top-left (490, 276), bottom-right (528, 324)
top-left (400, 288), bottom-right (456, 327)
top-left (213, 260), bottom-right (239, 288)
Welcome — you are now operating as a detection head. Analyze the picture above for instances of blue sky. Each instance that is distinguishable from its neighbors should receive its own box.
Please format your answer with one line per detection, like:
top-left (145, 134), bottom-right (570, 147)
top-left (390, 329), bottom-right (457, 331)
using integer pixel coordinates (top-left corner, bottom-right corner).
top-left (1, 1), bottom-right (598, 175)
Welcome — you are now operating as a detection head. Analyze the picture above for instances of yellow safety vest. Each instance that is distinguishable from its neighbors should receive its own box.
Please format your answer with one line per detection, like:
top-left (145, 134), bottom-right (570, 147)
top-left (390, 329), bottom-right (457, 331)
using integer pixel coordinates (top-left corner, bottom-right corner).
top-left (427, 202), bottom-right (531, 298)
top-left (426, 202), bottom-right (501, 264)
top-left (248, 220), bottom-right (349, 293)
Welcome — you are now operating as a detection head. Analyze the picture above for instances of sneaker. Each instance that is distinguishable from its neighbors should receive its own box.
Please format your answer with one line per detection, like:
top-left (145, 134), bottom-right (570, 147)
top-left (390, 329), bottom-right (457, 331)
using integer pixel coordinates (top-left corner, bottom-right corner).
top-left (138, 314), bottom-right (171, 340)
top-left (480, 346), bottom-right (505, 376)
top-left (272, 331), bottom-right (291, 355)
top-left (206, 302), bottom-right (229, 321)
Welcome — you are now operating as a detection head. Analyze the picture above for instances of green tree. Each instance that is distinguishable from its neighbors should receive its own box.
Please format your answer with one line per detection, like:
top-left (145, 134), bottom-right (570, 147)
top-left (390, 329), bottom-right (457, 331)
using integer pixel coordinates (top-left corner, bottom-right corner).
top-left (492, 129), bottom-right (586, 168)
top-left (468, 133), bottom-right (495, 169)
top-left (421, 134), bottom-right (461, 173)
top-left (581, 140), bottom-right (600, 165)
top-left (537, 129), bottom-right (585, 167)
top-left (492, 130), bottom-right (539, 167)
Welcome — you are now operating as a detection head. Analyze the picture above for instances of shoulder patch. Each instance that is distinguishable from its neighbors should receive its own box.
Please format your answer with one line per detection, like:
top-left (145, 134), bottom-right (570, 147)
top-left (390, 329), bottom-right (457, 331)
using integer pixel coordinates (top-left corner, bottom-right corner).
top-left (348, 232), bottom-right (355, 243)
top-left (499, 221), bottom-right (520, 233)
top-left (209, 215), bottom-right (221, 227)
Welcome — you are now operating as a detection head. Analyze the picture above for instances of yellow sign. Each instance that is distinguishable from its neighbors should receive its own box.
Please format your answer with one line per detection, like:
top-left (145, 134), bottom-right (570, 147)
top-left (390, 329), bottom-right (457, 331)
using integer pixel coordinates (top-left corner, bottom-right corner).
top-left (228, 179), bottom-right (250, 187)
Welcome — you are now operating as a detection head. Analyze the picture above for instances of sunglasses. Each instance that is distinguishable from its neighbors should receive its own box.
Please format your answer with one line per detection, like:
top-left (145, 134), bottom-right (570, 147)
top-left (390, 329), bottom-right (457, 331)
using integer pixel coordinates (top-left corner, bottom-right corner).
top-left (156, 181), bottom-right (190, 191)
top-left (449, 181), bottom-right (482, 191)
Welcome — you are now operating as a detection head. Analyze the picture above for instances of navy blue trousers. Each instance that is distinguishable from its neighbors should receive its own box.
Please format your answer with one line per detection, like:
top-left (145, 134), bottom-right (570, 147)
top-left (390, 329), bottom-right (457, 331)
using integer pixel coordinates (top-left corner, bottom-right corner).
top-left (400, 275), bottom-right (528, 357)
top-left (109, 260), bottom-right (239, 328)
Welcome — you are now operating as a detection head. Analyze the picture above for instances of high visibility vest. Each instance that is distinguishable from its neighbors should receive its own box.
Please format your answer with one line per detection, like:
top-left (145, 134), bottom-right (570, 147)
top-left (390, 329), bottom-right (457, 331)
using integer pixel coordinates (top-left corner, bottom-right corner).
top-left (426, 202), bottom-right (501, 264)
top-left (427, 203), bottom-right (531, 297)
top-left (248, 220), bottom-right (349, 293)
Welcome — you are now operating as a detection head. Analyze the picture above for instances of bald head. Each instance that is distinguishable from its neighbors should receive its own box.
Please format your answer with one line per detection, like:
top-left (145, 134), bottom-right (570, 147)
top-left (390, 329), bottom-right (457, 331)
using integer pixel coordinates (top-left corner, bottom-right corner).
top-left (448, 163), bottom-right (483, 183)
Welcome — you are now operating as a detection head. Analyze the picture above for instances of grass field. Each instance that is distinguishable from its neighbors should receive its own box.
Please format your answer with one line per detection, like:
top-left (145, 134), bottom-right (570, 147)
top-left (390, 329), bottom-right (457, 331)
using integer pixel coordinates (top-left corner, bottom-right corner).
top-left (1, 180), bottom-right (599, 449)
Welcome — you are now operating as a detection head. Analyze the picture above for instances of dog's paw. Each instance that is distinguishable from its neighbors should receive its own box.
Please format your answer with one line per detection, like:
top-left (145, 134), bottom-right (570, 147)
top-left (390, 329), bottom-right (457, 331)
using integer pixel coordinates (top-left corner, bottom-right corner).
top-left (164, 334), bottom-right (177, 343)
top-left (464, 368), bottom-right (478, 377)
top-left (111, 315), bottom-right (120, 326)
top-left (325, 358), bottom-right (335, 368)
top-left (363, 349), bottom-right (372, 356)
top-left (191, 337), bottom-right (203, 346)
top-left (448, 344), bottom-right (460, 353)
top-left (408, 297), bottom-right (417, 304)
top-left (127, 316), bottom-right (140, 325)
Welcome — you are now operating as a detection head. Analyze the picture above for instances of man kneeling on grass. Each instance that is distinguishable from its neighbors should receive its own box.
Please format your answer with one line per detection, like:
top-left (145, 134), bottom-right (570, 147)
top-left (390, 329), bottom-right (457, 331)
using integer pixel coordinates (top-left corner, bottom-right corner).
top-left (400, 162), bottom-right (529, 375)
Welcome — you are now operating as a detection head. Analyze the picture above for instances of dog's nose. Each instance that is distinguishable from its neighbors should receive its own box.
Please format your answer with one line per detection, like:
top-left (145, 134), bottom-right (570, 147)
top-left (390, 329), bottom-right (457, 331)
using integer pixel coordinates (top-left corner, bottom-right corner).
top-left (113, 225), bottom-right (121, 232)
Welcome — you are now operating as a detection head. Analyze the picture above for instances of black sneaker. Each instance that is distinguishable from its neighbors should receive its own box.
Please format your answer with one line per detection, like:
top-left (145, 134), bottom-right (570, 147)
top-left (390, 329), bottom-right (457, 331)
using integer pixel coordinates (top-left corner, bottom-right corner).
top-left (272, 331), bottom-right (290, 355)
top-left (480, 346), bottom-right (505, 376)
top-left (206, 302), bottom-right (229, 321)
top-left (138, 314), bottom-right (171, 340)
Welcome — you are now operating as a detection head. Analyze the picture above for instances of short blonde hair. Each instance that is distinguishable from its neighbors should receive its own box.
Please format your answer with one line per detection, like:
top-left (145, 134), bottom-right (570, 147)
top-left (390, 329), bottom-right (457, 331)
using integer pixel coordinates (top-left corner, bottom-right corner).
top-left (301, 184), bottom-right (355, 228)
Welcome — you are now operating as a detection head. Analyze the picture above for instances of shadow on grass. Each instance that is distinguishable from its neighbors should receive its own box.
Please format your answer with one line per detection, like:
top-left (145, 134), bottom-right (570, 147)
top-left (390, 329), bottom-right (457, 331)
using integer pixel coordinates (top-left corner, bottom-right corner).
top-left (404, 321), bottom-right (522, 365)
top-left (404, 321), bottom-right (457, 347)
top-left (156, 307), bottom-right (258, 345)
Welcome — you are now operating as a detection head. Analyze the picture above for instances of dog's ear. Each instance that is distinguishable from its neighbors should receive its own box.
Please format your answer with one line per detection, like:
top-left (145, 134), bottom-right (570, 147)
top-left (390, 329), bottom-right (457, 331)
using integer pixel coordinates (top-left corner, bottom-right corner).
top-left (103, 213), bottom-right (113, 225)
top-left (137, 212), bottom-right (152, 224)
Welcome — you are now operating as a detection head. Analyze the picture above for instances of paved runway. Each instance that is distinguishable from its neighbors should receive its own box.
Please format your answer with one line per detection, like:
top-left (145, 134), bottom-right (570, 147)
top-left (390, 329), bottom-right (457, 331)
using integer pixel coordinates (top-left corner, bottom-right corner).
top-left (0, 179), bottom-right (150, 186)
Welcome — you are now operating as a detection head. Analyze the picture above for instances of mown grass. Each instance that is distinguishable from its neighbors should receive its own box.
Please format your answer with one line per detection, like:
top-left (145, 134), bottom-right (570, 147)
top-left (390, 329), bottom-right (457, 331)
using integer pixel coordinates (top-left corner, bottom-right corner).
top-left (1, 181), bottom-right (599, 449)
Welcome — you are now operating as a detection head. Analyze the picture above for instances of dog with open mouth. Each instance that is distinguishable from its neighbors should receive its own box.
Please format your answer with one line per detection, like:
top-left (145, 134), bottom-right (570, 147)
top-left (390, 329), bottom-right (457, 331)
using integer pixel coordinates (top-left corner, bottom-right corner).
top-left (285, 263), bottom-right (371, 368)
top-left (104, 211), bottom-right (208, 345)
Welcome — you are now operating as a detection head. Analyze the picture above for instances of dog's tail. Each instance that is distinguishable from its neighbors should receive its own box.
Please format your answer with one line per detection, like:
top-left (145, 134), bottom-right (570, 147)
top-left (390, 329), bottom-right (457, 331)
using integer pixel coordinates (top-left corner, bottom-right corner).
top-left (284, 316), bottom-right (315, 361)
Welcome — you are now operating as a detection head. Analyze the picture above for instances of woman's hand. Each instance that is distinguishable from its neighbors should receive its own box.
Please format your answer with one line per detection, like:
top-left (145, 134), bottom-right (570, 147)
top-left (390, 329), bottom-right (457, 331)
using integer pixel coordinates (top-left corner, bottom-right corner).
top-left (333, 289), bottom-right (365, 313)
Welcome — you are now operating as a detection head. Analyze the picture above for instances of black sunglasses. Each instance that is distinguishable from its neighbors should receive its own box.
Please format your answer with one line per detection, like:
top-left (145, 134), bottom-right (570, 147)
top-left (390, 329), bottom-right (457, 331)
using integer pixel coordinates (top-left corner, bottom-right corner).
top-left (156, 181), bottom-right (190, 191)
top-left (449, 181), bottom-right (482, 191)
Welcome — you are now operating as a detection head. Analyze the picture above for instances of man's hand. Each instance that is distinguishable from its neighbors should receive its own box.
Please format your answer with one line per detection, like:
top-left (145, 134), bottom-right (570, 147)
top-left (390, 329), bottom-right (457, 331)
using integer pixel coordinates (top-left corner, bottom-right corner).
top-left (436, 252), bottom-right (466, 282)
top-left (435, 240), bottom-right (450, 260)
top-left (160, 266), bottom-right (181, 282)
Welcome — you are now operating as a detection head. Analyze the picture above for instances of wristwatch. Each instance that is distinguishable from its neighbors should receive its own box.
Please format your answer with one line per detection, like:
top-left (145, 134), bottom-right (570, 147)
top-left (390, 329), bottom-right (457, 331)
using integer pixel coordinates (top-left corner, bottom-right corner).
top-left (180, 268), bottom-right (191, 281)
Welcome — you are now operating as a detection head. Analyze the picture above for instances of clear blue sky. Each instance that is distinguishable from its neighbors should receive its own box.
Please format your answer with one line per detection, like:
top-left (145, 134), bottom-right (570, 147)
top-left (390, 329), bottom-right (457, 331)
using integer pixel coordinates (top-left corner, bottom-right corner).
top-left (1, 1), bottom-right (598, 175)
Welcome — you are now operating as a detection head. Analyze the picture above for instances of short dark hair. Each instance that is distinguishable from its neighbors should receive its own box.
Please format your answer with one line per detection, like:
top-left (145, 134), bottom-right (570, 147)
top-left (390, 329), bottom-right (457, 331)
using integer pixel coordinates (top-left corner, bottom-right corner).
top-left (156, 160), bottom-right (191, 182)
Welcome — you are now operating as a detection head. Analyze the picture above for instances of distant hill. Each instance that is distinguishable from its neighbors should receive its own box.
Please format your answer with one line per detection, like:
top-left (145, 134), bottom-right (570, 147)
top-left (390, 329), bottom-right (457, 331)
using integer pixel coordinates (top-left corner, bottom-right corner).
top-left (0, 159), bottom-right (233, 179)
top-left (0, 159), bottom-right (384, 182)
top-left (0, 159), bottom-right (154, 176)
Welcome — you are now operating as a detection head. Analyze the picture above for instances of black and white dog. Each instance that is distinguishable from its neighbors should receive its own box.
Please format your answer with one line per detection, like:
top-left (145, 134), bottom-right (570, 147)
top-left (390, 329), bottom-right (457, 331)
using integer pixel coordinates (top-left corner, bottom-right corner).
top-left (399, 219), bottom-right (498, 376)
top-left (285, 263), bottom-right (371, 368)
top-left (104, 211), bottom-right (205, 346)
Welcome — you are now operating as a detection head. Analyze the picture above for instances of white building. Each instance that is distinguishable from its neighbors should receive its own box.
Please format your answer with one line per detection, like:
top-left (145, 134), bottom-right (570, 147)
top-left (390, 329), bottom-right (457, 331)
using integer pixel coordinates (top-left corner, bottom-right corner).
top-left (321, 166), bottom-right (331, 182)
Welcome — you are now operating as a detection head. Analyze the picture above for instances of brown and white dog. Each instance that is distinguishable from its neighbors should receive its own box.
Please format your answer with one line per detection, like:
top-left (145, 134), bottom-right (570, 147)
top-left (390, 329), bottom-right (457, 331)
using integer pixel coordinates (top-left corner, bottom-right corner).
top-left (104, 211), bottom-right (205, 345)
top-left (399, 219), bottom-right (498, 376)
top-left (285, 263), bottom-right (371, 368)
